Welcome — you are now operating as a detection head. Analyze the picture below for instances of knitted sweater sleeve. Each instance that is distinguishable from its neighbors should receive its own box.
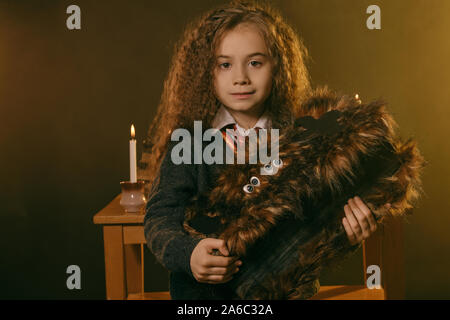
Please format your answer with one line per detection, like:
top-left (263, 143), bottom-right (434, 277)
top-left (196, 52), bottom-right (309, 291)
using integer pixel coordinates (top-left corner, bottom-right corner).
top-left (143, 141), bottom-right (202, 276)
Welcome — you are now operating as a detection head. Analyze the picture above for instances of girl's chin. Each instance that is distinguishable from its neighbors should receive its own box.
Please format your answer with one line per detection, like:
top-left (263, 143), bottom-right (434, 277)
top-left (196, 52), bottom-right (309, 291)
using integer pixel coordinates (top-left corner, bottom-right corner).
top-left (227, 107), bottom-right (260, 114)
top-left (226, 102), bottom-right (261, 111)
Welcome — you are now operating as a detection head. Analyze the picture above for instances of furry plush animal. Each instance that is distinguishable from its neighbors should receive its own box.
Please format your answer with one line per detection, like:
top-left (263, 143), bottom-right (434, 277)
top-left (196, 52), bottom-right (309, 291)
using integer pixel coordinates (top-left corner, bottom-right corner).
top-left (183, 87), bottom-right (424, 300)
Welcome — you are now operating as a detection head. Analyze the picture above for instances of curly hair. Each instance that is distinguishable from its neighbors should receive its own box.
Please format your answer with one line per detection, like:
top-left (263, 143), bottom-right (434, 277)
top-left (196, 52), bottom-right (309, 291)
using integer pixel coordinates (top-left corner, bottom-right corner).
top-left (138, 0), bottom-right (312, 186)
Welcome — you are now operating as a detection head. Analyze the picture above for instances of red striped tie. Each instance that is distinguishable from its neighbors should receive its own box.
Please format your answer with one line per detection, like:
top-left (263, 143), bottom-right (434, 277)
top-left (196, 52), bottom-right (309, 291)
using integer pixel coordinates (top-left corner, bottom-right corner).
top-left (220, 124), bottom-right (262, 155)
top-left (221, 123), bottom-right (238, 154)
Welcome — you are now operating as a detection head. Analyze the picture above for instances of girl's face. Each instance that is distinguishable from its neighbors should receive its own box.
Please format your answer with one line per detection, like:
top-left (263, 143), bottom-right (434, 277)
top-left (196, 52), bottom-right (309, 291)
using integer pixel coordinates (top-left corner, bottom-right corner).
top-left (213, 23), bottom-right (273, 120)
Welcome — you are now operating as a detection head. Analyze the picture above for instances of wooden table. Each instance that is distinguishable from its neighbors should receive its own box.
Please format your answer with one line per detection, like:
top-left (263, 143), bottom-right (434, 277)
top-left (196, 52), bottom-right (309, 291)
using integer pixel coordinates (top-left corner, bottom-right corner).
top-left (93, 194), bottom-right (170, 300)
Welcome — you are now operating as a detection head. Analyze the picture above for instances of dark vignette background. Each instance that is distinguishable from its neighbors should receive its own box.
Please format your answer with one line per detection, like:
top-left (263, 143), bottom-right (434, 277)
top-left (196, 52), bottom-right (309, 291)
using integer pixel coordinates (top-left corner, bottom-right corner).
top-left (0, 0), bottom-right (448, 299)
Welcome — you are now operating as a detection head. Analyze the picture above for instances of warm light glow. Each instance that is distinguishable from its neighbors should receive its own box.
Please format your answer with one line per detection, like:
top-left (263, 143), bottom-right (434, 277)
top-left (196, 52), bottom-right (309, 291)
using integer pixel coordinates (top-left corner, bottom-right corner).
top-left (355, 94), bottom-right (359, 100)
top-left (131, 124), bottom-right (135, 139)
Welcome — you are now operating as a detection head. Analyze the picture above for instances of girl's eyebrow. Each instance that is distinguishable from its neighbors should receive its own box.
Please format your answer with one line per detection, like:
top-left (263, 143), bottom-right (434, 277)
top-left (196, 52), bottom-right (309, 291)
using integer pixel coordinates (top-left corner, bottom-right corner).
top-left (217, 52), bottom-right (267, 59)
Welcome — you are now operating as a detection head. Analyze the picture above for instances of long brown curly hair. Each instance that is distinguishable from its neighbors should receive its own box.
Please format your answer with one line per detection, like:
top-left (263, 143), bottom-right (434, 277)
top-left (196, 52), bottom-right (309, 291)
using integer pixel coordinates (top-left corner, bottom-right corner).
top-left (138, 0), bottom-right (312, 186)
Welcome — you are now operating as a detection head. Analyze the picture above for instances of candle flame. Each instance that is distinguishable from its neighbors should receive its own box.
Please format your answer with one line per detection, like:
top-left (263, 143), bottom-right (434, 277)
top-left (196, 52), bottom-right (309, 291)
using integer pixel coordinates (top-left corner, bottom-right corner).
top-left (131, 124), bottom-right (135, 139)
top-left (355, 94), bottom-right (359, 100)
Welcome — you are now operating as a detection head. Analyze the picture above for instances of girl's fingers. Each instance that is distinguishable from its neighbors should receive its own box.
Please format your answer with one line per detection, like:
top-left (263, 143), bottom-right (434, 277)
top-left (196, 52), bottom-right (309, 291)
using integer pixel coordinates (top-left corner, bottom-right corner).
top-left (205, 273), bottom-right (234, 284)
top-left (205, 255), bottom-right (238, 268)
top-left (204, 238), bottom-right (229, 256)
top-left (207, 263), bottom-right (240, 276)
top-left (348, 198), bottom-right (369, 239)
top-left (198, 263), bottom-right (240, 283)
top-left (342, 217), bottom-right (357, 245)
top-left (354, 196), bottom-right (378, 233)
top-left (344, 203), bottom-right (361, 236)
top-left (205, 267), bottom-right (229, 275)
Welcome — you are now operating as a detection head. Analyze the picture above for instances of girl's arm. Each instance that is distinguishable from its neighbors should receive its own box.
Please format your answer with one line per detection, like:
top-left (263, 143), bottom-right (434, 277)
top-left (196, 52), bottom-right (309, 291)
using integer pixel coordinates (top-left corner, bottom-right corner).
top-left (143, 141), bottom-right (202, 277)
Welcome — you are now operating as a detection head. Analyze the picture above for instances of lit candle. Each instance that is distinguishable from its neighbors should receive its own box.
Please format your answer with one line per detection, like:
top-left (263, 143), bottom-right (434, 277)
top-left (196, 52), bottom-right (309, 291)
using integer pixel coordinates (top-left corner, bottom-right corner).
top-left (130, 124), bottom-right (137, 183)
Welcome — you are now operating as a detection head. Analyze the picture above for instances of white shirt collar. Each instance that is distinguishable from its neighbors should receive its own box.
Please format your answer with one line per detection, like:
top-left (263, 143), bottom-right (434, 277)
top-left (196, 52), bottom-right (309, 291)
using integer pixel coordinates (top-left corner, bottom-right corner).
top-left (211, 105), bottom-right (271, 136)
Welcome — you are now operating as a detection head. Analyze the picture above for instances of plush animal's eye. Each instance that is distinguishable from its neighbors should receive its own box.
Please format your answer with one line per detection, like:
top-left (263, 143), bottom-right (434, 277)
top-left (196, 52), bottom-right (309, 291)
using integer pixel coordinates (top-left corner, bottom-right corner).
top-left (263, 163), bottom-right (273, 174)
top-left (250, 176), bottom-right (260, 186)
top-left (272, 159), bottom-right (283, 168)
top-left (243, 184), bottom-right (254, 193)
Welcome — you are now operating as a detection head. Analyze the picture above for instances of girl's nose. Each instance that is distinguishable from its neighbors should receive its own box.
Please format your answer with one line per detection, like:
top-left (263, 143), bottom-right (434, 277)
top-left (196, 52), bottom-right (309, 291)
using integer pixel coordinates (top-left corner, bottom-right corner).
top-left (233, 66), bottom-right (250, 85)
top-left (234, 79), bottom-right (248, 85)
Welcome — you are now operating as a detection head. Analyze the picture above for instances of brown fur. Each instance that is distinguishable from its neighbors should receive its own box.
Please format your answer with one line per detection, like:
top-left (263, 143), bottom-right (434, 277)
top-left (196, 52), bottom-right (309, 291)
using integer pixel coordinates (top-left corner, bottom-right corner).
top-left (183, 87), bottom-right (425, 299)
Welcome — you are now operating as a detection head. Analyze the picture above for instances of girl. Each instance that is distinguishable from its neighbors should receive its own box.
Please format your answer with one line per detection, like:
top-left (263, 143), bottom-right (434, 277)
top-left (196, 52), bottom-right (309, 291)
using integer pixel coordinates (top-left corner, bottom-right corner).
top-left (140, 0), bottom-right (378, 299)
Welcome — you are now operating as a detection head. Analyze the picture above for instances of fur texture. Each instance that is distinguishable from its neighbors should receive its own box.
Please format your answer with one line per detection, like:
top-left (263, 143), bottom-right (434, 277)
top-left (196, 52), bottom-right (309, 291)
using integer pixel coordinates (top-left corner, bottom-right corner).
top-left (183, 87), bottom-right (425, 299)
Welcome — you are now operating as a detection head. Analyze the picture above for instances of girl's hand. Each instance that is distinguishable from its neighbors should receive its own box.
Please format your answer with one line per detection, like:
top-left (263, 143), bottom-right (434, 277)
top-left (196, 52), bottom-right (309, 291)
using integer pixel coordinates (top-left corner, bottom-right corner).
top-left (190, 238), bottom-right (242, 284)
top-left (342, 196), bottom-right (379, 246)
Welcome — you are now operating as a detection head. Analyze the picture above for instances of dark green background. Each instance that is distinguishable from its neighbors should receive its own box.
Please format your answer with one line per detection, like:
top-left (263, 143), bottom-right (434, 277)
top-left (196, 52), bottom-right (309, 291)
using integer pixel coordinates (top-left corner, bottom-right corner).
top-left (0, 0), bottom-right (448, 299)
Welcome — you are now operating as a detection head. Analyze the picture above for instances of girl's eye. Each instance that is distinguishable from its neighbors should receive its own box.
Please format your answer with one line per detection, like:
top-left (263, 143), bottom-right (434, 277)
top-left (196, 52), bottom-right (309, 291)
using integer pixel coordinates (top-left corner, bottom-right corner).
top-left (218, 61), bottom-right (261, 69)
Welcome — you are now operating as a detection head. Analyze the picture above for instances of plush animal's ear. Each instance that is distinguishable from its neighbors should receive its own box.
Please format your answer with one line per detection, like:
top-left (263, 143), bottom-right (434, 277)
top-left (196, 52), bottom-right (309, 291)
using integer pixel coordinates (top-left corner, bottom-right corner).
top-left (295, 110), bottom-right (342, 136)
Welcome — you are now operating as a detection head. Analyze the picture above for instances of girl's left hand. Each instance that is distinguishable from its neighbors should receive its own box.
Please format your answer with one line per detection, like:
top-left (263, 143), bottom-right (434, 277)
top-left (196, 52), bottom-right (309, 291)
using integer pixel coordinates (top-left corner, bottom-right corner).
top-left (342, 196), bottom-right (378, 246)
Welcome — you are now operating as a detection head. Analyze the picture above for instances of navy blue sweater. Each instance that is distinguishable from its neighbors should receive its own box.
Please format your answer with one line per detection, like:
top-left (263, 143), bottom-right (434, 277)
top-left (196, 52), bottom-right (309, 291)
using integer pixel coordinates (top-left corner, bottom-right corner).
top-left (144, 138), bottom-right (236, 299)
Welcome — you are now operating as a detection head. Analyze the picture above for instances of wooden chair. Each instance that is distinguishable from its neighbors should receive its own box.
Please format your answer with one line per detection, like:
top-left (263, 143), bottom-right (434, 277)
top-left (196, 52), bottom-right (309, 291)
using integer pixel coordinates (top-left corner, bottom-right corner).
top-left (310, 215), bottom-right (405, 300)
top-left (93, 194), bottom-right (405, 300)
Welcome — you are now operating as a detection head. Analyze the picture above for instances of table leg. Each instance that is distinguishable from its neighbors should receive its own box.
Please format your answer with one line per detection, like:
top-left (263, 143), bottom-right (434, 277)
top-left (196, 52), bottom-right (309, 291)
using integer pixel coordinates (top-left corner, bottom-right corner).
top-left (103, 225), bottom-right (126, 299)
top-left (125, 244), bottom-right (143, 296)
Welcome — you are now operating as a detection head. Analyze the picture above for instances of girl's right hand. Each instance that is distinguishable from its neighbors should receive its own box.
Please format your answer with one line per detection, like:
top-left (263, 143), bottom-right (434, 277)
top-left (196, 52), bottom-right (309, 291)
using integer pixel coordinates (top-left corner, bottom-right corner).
top-left (190, 238), bottom-right (242, 284)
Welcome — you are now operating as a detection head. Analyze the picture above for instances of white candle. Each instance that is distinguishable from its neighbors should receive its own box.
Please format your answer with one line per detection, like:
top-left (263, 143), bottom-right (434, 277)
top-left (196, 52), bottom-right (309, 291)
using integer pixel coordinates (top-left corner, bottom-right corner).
top-left (130, 124), bottom-right (137, 183)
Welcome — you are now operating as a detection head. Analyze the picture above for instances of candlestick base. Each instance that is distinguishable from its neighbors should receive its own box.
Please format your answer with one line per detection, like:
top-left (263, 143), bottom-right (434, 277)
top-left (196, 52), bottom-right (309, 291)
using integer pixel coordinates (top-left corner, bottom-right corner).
top-left (119, 180), bottom-right (148, 214)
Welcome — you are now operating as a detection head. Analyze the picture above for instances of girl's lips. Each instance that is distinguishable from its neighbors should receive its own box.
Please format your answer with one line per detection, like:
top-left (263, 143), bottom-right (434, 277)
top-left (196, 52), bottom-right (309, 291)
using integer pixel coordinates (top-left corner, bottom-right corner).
top-left (231, 91), bottom-right (255, 99)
